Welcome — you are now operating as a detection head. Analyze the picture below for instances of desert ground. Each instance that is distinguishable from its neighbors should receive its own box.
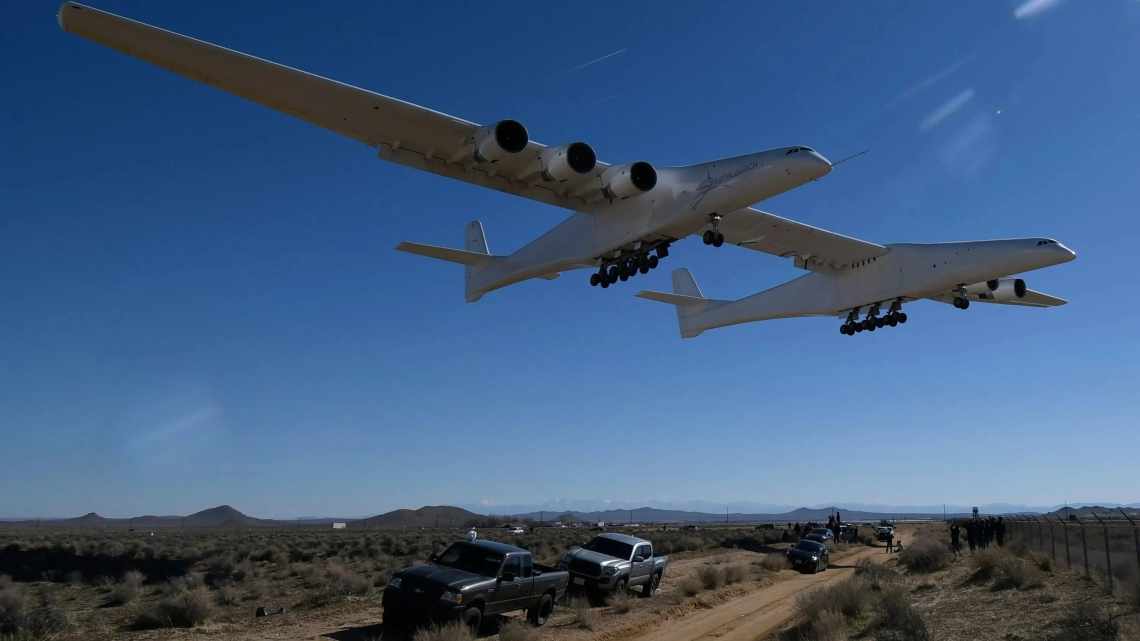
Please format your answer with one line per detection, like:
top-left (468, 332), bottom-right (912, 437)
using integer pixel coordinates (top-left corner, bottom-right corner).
top-left (1, 522), bottom-right (1136, 641)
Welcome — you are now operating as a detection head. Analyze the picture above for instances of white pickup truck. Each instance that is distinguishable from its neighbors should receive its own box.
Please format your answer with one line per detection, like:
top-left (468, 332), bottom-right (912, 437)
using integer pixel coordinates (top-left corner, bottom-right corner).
top-left (560, 533), bottom-right (668, 597)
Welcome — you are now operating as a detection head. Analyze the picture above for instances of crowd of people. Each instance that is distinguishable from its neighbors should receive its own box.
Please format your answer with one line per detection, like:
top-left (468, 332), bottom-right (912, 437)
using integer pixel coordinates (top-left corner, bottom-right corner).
top-left (948, 516), bottom-right (1006, 556)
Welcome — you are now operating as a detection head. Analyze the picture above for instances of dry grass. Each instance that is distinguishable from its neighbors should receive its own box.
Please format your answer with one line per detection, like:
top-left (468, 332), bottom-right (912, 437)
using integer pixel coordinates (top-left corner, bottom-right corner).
top-left (797, 577), bottom-right (872, 621)
top-left (1048, 601), bottom-right (1119, 641)
top-left (498, 618), bottom-right (539, 641)
top-left (572, 597), bottom-right (597, 630)
top-left (855, 559), bottom-right (900, 590)
top-left (723, 563), bottom-right (748, 585)
top-left (412, 621), bottom-right (474, 641)
top-left (760, 553), bottom-right (790, 572)
top-left (992, 557), bottom-right (1044, 591)
top-left (0, 580), bottom-right (69, 638)
top-left (807, 609), bottom-right (849, 641)
top-left (874, 585), bottom-right (930, 641)
top-left (609, 590), bottom-right (633, 613)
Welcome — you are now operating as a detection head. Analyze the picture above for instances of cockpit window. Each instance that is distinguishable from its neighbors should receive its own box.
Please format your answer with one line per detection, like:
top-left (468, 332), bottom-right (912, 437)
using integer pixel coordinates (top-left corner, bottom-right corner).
top-left (785, 146), bottom-right (815, 155)
top-left (1036, 239), bottom-right (1057, 246)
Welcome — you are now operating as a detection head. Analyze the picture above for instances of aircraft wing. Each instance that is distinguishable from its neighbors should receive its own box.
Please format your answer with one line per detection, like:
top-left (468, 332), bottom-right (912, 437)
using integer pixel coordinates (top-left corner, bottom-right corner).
top-left (718, 208), bottom-right (889, 272)
top-left (58, 3), bottom-right (609, 212)
top-left (926, 289), bottom-right (1068, 308)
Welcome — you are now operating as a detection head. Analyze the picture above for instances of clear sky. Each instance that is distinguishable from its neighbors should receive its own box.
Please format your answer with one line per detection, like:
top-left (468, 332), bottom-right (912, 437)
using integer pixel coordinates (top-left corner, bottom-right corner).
top-left (3, 0), bottom-right (1138, 518)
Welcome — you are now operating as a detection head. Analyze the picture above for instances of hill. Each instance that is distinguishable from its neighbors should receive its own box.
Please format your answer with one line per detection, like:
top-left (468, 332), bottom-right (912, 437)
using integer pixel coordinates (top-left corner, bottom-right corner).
top-left (354, 505), bottom-right (481, 528)
top-left (514, 505), bottom-right (965, 524)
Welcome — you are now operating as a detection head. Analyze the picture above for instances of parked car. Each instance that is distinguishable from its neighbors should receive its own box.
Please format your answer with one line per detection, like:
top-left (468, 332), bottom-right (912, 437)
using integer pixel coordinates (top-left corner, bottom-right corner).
top-left (509, 527), bottom-right (526, 535)
top-left (561, 533), bottom-right (668, 597)
top-left (876, 526), bottom-right (895, 542)
top-left (383, 540), bottom-right (568, 631)
top-left (786, 539), bottom-right (830, 573)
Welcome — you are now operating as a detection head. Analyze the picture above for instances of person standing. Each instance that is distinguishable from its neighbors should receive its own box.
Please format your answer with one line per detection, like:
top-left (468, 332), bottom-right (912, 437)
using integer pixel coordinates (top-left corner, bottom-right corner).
top-left (885, 528), bottom-right (894, 553)
top-left (965, 520), bottom-right (977, 553)
top-left (995, 517), bottom-right (1006, 547)
top-left (950, 523), bottom-right (961, 558)
top-left (467, 526), bottom-right (478, 542)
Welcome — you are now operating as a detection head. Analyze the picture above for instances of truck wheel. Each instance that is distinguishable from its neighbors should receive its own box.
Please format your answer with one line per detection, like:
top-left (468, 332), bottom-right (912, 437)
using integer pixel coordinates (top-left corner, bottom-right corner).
top-left (614, 578), bottom-right (628, 595)
top-left (640, 572), bottom-right (661, 598)
top-left (462, 606), bottom-right (482, 634)
top-left (528, 593), bottom-right (554, 627)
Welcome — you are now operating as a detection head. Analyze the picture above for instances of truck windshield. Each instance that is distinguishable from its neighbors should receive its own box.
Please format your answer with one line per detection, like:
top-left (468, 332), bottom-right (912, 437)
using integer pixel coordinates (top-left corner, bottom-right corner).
top-left (435, 543), bottom-right (504, 576)
top-left (583, 537), bottom-right (634, 559)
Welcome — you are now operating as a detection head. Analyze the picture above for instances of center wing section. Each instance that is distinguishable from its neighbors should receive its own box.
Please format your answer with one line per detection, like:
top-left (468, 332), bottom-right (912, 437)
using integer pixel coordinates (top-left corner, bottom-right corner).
top-left (58, 2), bottom-right (608, 211)
top-left (718, 208), bottom-right (888, 272)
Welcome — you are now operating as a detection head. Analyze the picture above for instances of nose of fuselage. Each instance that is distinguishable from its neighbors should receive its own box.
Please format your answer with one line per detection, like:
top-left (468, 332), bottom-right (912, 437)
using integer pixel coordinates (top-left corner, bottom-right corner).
top-left (807, 150), bottom-right (832, 179)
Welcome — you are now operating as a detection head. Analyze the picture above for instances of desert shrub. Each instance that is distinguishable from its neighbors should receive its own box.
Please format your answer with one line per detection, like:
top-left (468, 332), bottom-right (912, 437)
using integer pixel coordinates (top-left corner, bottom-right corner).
top-left (573, 598), bottom-right (597, 630)
top-left (498, 618), bottom-right (539, 641)
top-left (807, 609), bottom-right (848, 641)
top-left (1034, 554), bottom-right (1054, 573)
top-left (1050, 601), bottom-right (1119, 641)
top-left (325, 562), bottom-right (369, 596)
top-left (855, 559), bottom-right (899, 590)
top-left (724, 563), bottom-right (748, 585)
top-left (698, 564), bottom-right (724, 590)
top-left (133, 585), bottom-right (212, 629)
top-left (108, 570), bottom-right (146, 605)
top-left (897, 538), bottom-right (950, 573)
top-left (874, 586), bottom-right (929, 641)
top-left (232, 559), bottom-right (255, 582)
top-left (413, 621), bottom-right (475, 641)
top-left (609, 590), bottom-right (633, 613)
top-left (797, 578), bottom-right (870, 621)
top-left (0, 582), bottom-right (27, 634)
top-left (761, 553), bottom-right (789, 572)
top-left (993, 557), bottom-right (1043, 591)
top-left (970, 549), bottom-right (1002, 581)
top-left (678, 576), bottom-right (703, 596)
top-left (216, 584), bottom-right (241, 606)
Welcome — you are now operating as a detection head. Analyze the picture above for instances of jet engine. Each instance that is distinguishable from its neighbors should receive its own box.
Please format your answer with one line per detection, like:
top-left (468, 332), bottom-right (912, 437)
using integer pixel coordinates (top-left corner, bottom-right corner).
top-left (473, 119), bottom-right (529, 162)
top-left (987, 278), bottom-right (1027, 301)
top-left (541, 142), bottom-right (597, 181)
top-left (602, 161), bottom-right (657, 199)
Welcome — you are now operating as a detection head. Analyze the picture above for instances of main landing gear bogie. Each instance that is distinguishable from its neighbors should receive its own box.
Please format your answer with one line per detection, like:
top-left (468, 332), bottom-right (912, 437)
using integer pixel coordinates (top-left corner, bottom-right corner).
top-left (840, 302), bottom-right (908, 336)
top-left (589, 242), bottom-right (670, 288)
top-left (702, 214), bottom-right (725, 247)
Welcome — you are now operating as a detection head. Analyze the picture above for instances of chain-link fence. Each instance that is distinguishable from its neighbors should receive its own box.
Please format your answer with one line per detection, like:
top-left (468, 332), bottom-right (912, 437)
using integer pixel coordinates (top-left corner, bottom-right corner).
top-left (1003, 509), bottom-right (1139, 595)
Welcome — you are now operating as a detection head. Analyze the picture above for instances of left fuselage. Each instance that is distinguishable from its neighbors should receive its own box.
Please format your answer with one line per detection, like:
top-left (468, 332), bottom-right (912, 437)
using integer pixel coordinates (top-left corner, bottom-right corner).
top-left (468, 147), bottom-right (831, 297)
top-left (688, 238), bottom-right (1076, 334)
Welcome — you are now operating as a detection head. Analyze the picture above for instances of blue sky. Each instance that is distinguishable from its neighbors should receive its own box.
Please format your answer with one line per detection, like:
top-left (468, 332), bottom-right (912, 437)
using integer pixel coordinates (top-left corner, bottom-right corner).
top-left (3, 0), bottom-right (1138, 518)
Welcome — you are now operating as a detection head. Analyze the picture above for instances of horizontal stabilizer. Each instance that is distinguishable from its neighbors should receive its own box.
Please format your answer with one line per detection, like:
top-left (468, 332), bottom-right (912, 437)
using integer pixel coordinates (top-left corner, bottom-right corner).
top-left (395, 241), bottom-right (492, 267)
top-left (635, 291), bottom-right (712, 307)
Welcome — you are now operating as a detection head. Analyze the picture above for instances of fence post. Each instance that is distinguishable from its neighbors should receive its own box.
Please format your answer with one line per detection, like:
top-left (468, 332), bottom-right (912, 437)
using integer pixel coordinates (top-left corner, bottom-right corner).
top-left (1121, 509), bottom-right (1140, 593)
top-left (1078, 516), bottom-right (1090, 577)
top-left (1061, 517), bottom-right (1072, 570)
top-left (1091, 511), bottom-right (1113, 594)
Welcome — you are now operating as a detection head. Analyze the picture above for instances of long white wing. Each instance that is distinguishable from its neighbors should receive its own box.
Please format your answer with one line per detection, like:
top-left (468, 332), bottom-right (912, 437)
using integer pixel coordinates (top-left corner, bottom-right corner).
top-left (718, 208), bottom-right (889, 272)
top-left (58, 2), bottom-right (608, 211)
top-left (927, 289), bottom-right (1067, 308)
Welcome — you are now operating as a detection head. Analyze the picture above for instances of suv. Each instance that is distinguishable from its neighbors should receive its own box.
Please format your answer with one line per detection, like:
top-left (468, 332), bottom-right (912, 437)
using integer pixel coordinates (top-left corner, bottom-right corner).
top-left (383, 540), bottom-right (568, 631)
top-left (561, 533), bottom-right (668, 597)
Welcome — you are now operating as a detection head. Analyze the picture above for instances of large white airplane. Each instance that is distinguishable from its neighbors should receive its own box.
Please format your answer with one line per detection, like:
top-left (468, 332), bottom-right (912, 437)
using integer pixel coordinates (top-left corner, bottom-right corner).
top-left (638, 238), bottom-right (1076, 338)
top-left (58, 3), bottom-right (834, 302)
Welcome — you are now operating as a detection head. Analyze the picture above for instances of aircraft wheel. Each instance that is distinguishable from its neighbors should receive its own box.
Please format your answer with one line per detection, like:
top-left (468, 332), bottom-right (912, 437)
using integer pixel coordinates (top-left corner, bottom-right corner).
top-left (875, 317), bottom-right (885, 328)
top-left (600, 279), bottom-right (610, 288)
top-left (590, 273), bottom-right (600, 287)
top-left (702, 230), bottom-right (715, 245)
top-left (888, 315), bottom-right (898, 327)
top-left (712, 233), bottom-right (725, 247)
top-left (839, 325), bottom-right (847, 335)
top-left (657, 244), bottom-right (669, 258)
top-left (866, 320), bottom-right (876, 332)
top-left (607, 266), bottom-right (619, 282)
top-left (648, 255), bottom-right (659, 269)
top-left (898, 313), bottom-right (908, 323)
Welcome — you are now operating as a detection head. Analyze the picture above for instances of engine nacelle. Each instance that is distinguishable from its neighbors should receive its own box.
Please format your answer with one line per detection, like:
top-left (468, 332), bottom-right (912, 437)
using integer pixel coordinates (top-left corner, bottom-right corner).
top-left (602, 161), bottom-right (657, 199)
top-left (988, 278), bottom-right (1027, 301)
top-left (473, 119), bottom-right (529, 163)
top-left (541, 142), bottom-right (597, 181)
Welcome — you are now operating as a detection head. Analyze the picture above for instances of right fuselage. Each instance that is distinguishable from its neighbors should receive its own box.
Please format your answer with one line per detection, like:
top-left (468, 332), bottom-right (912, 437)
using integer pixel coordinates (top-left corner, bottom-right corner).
top-left (468, 147), bottom-right (831, 297)
top-left (689, 238), bottom-right (1077, 334)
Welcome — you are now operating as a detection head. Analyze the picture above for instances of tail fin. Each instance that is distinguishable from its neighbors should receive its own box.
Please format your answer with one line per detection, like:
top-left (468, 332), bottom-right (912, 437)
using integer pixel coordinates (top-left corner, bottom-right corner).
top-left (635, 268), bottom-right (726, 339)
top-left (395, 220), bottom-right (494, 303)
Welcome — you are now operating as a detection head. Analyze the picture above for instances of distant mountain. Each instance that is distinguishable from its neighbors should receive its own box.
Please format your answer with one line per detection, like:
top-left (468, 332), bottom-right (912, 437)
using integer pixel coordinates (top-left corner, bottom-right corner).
top-left (515, 505), bottom-right (969, 524)
top-left (354, 505), bottom-right (481, 529)
top-left (1051, 505), bottom-right (1139, 519)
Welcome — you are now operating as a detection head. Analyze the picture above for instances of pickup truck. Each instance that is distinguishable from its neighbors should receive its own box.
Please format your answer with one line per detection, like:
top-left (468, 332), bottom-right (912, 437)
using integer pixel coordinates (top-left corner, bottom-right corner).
top-left (383, 540), bottom-right (568, 631)
top-left (561, 533), bottom-right (668, 597)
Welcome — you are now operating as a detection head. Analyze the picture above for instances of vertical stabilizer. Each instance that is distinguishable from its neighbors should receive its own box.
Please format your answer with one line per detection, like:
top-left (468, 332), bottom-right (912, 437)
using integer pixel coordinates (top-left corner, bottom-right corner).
top-left (465, 220), bottom-right (490, 303)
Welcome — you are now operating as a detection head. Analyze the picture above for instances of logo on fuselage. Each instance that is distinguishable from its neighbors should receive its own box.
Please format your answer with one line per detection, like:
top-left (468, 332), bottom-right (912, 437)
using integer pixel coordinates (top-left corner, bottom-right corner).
top-left (690, 159), bottom-right (763, 211)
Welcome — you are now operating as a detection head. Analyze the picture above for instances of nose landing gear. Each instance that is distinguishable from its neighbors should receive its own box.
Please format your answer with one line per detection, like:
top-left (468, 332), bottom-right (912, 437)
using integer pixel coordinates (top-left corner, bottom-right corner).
top-left (701, 214), bottom-right (725, 247)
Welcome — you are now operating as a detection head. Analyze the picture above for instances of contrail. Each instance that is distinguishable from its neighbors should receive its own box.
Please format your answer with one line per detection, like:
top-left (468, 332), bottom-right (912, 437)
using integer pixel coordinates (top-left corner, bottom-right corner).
top-left (571, 48), bottom-right (628, 71)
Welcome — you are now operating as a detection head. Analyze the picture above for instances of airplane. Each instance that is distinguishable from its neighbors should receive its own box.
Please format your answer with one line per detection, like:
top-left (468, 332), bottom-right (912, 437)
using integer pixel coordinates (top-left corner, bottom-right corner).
top-left (637, 237), bottom-right (1076, 338)
top-left (58, 3), bottom-right (833, 302)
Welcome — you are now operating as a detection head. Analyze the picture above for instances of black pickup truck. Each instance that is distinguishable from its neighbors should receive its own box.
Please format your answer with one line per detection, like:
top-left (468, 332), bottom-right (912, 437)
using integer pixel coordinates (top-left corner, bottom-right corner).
top-left (383, 540), bottom-right (569, 631)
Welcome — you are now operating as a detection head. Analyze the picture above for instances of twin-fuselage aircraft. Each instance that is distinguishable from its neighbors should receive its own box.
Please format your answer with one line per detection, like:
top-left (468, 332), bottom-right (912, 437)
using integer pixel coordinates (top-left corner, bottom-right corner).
top-left (59, 2), bottom-right (1076, 338)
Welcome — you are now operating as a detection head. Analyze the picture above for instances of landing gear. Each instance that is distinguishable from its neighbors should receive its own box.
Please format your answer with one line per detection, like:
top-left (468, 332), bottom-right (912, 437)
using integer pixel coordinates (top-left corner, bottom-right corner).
top-left (953, 297), bottom-right (970, 310)
top-left (702, 214), bottom-right (725, 247)
top-left (841, 300), bottom-right (909, 336)
top-left (589, 241), bottom-right (672, 289)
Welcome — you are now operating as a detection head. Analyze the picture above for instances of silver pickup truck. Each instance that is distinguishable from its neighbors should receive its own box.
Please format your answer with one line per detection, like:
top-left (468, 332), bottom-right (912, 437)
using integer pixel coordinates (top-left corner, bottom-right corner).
top-left (560, 532), bottom-right (668, 597)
